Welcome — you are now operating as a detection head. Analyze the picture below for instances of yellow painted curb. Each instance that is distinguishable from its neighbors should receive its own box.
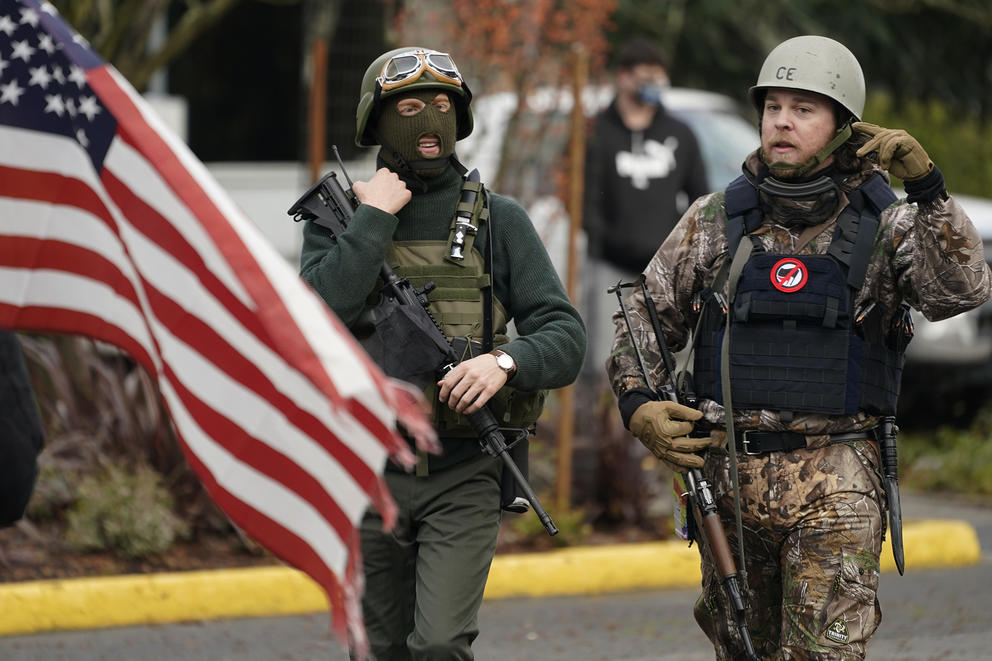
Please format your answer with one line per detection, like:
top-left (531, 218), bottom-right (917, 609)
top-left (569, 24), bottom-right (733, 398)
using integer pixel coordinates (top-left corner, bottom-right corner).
top-left (0, 519), bottom-right (980, 636)
top-left (0, 566), bottom-right (328, 636)
top-left (880, 519), bottom-right (981, 572)
top-left (484, 540), bottom-right (700, 599)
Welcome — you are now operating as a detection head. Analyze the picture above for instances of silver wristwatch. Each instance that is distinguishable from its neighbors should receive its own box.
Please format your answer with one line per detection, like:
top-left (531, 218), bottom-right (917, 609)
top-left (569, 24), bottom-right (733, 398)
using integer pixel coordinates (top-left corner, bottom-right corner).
top-left (491, 349), bottom-right (517, 378)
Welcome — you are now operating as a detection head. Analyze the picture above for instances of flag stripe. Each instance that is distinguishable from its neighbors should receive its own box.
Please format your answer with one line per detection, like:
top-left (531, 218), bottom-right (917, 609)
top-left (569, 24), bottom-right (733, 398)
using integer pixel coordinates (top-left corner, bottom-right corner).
top-left (0, 267), bottom-right (154, 354)
top-left (102, 152), bottom-right (259, 326)
top-left (0, 162), bottom-right (116, 228)
top-left (144, 285), bottom-right (374, 521)
top-left (0, 195), bottom-right (137, 280)
top-left (162, 370), bottom-right (353, 566)
top-left (158, 375), bottom-right (351, 575)
top-left (99, 97), bottom-right (253, 307)
top-left (0, 303), bottom-right (156, 370)
top-left (0, 237), bottom-right (143, 311)
top-left (106, 165), bottom-right (391, 468)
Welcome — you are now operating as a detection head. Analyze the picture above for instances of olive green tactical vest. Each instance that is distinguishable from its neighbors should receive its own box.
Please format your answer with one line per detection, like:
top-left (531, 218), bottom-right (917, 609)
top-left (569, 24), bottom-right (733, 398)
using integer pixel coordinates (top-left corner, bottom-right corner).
top-left (380, 238), bottom-right (546, 436)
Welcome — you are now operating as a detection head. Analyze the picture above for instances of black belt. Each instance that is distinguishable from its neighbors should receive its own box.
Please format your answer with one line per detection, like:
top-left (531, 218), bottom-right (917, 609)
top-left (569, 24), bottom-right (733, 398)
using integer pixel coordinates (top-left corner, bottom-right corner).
top-left (734, 429), bottom-right (876, 456)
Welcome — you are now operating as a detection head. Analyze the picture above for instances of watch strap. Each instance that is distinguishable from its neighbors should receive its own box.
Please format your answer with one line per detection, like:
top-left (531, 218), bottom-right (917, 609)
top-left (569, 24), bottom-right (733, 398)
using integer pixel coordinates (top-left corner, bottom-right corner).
top-left (490, 349), bottom-right (517, 378)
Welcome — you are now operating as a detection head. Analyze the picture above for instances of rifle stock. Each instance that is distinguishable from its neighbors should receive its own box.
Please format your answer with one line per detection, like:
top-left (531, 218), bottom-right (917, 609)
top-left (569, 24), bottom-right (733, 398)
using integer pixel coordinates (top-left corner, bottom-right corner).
top-left (289, 159), bottom-right (558, 536)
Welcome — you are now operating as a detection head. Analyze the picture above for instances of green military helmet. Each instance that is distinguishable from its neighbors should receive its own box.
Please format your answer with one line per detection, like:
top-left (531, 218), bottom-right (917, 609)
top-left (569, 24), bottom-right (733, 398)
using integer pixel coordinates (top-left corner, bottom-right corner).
top-left (749, 35), bottom-right (865, 121)
top-left (356, 47), bottom-right (474, 147)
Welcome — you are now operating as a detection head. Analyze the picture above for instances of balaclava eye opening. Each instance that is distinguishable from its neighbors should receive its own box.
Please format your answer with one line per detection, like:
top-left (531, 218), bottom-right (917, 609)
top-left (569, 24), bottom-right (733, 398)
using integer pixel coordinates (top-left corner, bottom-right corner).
top-left (376, 90), bottom-right (458, 179)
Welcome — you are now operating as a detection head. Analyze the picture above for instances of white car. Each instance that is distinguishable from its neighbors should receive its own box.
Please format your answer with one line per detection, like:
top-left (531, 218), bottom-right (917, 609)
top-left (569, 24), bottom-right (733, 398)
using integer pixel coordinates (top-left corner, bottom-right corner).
top-left (900, 192), bottom-right (992, 420)
top-left (905, 194), bottom-right (992, 365)
top-left (660, 87), bottom-right (760, 191)
top-left (455, 85), bottom-right (759, 287)
top-left (459, 85), bottom-right (758, 194)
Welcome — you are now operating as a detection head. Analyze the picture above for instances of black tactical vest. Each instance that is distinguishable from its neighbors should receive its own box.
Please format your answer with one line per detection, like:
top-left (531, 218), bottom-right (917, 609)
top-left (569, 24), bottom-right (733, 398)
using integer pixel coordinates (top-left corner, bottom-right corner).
top-left (693, 173), bottom-right (905, 416)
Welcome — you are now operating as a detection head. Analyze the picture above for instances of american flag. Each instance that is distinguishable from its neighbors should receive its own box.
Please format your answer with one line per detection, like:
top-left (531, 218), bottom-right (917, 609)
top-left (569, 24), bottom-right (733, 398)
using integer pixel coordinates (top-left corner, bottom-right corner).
top-left (0, 0), bottom-right (435, 649)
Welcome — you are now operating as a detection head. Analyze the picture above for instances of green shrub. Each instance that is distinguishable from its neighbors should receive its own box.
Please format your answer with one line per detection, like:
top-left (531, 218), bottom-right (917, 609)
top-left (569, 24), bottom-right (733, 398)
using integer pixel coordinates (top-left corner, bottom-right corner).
top-left (899, 406), bottom-right (992, 496)
top-left (65, 461), bottom-right (189, 558)
top-left (25, 461), bottom-right (79, 522)
top-left (502, 500), bottom-right (592, 550)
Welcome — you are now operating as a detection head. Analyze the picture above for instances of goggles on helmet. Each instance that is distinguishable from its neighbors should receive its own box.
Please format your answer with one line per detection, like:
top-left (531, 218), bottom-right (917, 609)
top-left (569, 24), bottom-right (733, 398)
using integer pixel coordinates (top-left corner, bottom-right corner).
top-left (377, 49), bottom-right (463, 93)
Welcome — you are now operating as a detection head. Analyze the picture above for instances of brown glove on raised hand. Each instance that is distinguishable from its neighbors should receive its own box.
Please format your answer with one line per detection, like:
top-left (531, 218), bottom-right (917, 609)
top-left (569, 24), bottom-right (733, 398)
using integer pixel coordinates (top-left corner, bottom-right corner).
top-left (629, 400), bottom-right (719, 470)
top-left (853, 122), bottom-right (934, 181)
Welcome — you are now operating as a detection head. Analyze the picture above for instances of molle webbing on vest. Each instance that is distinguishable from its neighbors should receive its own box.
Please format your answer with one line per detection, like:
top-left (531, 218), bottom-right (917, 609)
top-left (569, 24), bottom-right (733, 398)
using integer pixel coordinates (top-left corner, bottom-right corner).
top-left (394, 263), bottom-right (492, 328)
top-left (380, 239), bottom-right (545, 436)
top-left (693, 173), bottom-right (902, 416)
top-left (726, 252), bottom-right (856, 413)
top-left (387, 241), bottom-right (505, 347)
top-left (826, 174), bottom-right (897, 288)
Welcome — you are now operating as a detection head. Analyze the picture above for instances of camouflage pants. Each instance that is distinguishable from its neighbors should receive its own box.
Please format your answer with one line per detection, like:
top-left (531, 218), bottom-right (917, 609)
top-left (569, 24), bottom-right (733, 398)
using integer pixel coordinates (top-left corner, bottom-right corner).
top-left (693, 442), bottom-right (885, 660)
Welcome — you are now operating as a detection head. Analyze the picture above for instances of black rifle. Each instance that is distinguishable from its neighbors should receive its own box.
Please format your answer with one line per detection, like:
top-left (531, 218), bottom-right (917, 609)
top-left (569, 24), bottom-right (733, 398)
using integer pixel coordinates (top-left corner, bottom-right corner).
top-left (288, 153), bottom-right (558, 536)
top-left (609, 277), bottom-right (759, 661)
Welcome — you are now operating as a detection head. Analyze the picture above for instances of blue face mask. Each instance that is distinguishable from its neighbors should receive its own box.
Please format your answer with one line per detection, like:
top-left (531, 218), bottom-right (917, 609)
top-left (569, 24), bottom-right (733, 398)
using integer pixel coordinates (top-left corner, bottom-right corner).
top-left (637, 83), bottom-right (666, 107)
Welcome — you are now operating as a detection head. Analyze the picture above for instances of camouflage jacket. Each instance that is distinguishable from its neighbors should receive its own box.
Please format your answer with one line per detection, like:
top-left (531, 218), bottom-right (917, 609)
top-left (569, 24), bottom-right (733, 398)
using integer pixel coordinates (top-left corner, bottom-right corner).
top-left (607, 151), bottom-right (992, 439)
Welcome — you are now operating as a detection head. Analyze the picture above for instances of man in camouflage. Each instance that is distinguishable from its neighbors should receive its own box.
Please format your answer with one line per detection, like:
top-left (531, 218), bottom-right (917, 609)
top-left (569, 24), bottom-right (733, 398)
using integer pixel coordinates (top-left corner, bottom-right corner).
top-left (607, 35), bottom-right (992, 660)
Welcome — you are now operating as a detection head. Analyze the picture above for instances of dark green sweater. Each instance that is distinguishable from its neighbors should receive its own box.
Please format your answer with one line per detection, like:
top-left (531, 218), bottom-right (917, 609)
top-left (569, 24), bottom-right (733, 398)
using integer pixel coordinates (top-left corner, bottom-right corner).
top-left (300, 164), bottom-right (586, 466)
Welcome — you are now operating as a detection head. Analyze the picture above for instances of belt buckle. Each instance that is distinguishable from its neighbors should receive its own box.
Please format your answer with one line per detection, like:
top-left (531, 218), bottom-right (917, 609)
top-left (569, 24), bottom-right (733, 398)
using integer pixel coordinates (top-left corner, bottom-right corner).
top-left (741, 430), bottom-right (761, 456)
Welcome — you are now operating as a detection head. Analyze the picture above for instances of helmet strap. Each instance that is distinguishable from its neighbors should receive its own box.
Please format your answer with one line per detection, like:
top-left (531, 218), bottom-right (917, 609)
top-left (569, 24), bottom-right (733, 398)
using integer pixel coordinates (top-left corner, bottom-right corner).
top-left (763, 122), bottom-right (853, 176)
top-left (814, 121), bottom-right (854, 165)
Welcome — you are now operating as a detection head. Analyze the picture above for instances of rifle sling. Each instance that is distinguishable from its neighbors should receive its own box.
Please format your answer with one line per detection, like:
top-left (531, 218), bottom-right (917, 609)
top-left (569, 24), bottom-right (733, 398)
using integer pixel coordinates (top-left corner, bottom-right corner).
top-left (482, 188), bottom-right (494, 353)
top-left (721, 235), bottom-right (754, 589)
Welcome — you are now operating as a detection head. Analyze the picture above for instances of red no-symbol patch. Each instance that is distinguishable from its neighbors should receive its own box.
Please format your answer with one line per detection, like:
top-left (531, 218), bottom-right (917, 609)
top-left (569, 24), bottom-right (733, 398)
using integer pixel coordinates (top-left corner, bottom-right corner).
top-left (770, 257), bottom-right (808, 293)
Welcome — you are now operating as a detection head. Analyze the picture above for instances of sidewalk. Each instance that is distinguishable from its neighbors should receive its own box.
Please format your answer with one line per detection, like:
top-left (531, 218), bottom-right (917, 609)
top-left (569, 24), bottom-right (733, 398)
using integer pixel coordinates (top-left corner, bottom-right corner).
top-left (0, 491), bottom-right (985, 637)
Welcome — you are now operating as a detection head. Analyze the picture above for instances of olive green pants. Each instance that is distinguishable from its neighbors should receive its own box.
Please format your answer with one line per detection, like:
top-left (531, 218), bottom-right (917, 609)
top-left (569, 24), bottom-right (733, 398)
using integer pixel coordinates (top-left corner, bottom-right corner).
top-left (357, 452), bottom-right (502, 661)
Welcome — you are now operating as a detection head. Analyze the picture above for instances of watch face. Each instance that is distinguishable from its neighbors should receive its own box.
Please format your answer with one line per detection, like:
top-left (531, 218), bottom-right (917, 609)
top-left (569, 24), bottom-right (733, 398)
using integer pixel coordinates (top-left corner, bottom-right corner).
top-left (496, 352), bottom-right (514, 371)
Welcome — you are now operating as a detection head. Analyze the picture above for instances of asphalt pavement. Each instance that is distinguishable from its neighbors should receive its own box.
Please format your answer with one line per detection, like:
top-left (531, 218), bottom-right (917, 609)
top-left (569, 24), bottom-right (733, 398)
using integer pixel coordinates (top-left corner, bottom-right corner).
top-left (0, 490), bottom-right (988, 655)
top-left (3, 560), bottom-right (990, 660)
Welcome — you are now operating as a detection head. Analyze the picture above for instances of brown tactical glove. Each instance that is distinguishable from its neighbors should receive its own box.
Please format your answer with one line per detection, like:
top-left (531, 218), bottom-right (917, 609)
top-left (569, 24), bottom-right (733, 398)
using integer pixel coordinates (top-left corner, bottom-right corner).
top-left (629, 400), bottom-right (716, 470)
top-left (853, 122), bottom-right (934, 181)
